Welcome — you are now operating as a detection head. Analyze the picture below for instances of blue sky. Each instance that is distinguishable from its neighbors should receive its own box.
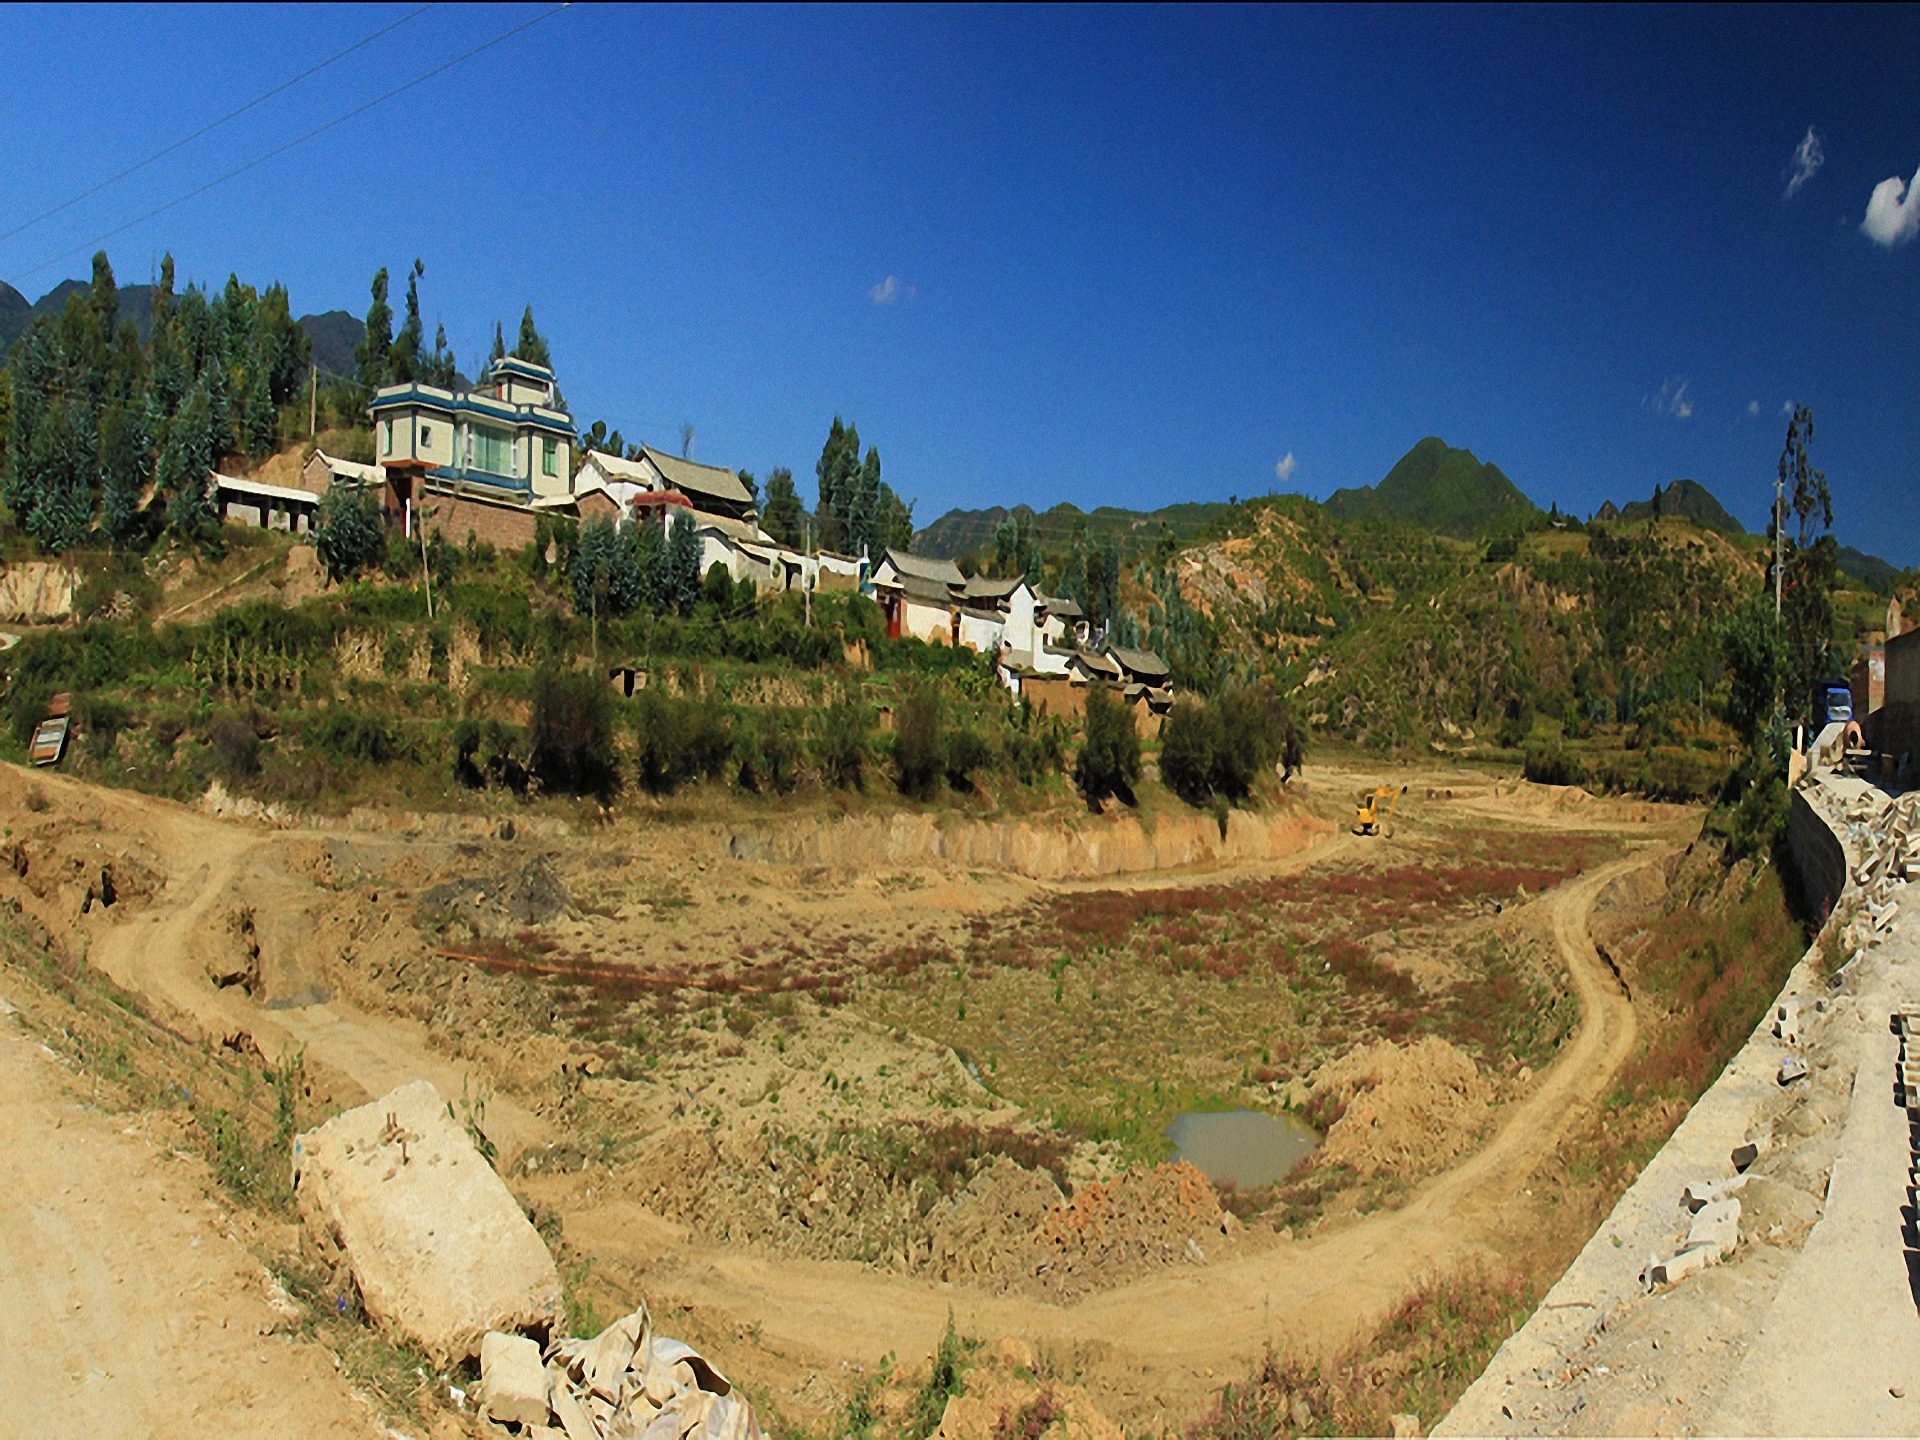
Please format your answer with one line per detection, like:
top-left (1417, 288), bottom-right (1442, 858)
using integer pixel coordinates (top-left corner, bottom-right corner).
top-left (3, 5), bottom-right (1919, 558)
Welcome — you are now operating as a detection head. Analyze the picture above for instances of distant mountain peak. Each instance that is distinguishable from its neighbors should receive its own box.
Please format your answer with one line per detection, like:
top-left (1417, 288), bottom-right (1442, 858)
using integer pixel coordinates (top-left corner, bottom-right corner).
top-left (1321, 437), bottom-right (1534, 538)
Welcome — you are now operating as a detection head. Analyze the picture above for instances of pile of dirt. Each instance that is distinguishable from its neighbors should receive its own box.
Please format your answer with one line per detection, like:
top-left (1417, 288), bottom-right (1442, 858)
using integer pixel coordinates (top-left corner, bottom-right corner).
top-left (1306, 1037), bottom-right (1493, 1178)
top-left (417, 855), bottom-right (573, 936)
top-left (1029, 1160), bottom-right (1233, 1299)
top-left (621, 1131), bottom-right (1233, 1299)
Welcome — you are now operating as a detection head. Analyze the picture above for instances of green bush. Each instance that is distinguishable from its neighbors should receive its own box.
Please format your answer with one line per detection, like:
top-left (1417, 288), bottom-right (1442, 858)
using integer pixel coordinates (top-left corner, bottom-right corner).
top-left (1159, 698), bottom-right (1221, 805)
top-left (308, 709), bottom-right (397, 765)
top-left (735, 710), bottom-right (802, 794)
top-left (530, 665), bottom-right (616, 797)
top-left (943, 722), bottom-right (994, 792)
top-left (630, 688), bottom-right (732, 795)
top-left (1002, 700), bottom-right (1066, 785)
top-left (816, 693), bottom-right (872, 790)
top-left (1523, 739), bottom-right (1589, 788)
top-left (894, 686), bottom-right (944, 799)
top-left (454, 717), bottom-right (528, 792)
top-left (1159, 684), bottom-right (1301, 805)
top-left (206, 712), bottom-right (260, 781)
top-left (314, 486), bottom-right (385, 583)
top-left (1074, 685), bottom-right (1140, 805)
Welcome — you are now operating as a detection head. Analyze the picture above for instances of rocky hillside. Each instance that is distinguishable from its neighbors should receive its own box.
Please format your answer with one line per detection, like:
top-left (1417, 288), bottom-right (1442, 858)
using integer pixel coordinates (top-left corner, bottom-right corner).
top-left (1143, 495), bottom-right (1770, 752)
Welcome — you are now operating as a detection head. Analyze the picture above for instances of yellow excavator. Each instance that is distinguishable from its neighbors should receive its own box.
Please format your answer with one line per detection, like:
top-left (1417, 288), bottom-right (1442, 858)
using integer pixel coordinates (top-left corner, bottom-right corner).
top-left (1353, 784), bottom-right (1407, 836)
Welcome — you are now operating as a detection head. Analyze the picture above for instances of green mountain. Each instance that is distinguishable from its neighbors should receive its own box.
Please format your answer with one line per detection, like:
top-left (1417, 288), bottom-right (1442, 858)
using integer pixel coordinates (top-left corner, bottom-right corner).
top-left (912, 500), bottom-right (1231, 561)
top-left (299, 309), bottom-right (363, 379)
top-left (1837, 545), bottom-right (1903, 592)
top-left (1321, 437), bottom-right (1535, 538)
top-left (1618, 479), bottom-right (1743, 534)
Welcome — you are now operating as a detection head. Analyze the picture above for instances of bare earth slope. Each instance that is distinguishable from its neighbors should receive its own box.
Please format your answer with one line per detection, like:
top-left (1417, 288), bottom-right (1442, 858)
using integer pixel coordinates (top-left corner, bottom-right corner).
top-left (0, 1004), bottom-right (380, 1438)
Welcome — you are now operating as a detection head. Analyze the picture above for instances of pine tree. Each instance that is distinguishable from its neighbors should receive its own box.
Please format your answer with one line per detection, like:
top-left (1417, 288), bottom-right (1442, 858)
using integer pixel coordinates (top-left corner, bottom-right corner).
top-left (147, 256), bottom-right (186, 421)
top-left (634, 519), bottom-right (668, 610)
top-left (512, 306), bottom-right (551, 367)
top-left (90, 250), bottom-right (118, 334)
top-left (356, 267), bottom-right (392, 396)
top-left (488, 321), bottom-right (506, 368)
top-left (665, 513), bottom-right (702, 616)
top-left (760, 467), bottom-right (805, 548)
top-left (242, 362), bottom-right (276, 457)
top-left (814, 417), bottom-right (859, 553)
top-left (846, 446), bottom-right (881, 558)
top-left (161, 383), bottom-right (215, 534)
top-left (26, 400), bottom-right (97, 553)
top-left (98, 404), bottom-right (147, 549)
top-left (391, 260), bottom-right (425, 383)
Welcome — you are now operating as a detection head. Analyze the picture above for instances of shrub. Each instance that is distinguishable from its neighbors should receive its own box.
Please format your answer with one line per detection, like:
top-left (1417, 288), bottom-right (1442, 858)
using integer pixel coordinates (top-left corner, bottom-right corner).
top-left (1002, 700), bottom-right (1066, 785)
top-left (944, 722), bottom-right (994, 792)
top-left (1075, 685), bottom-right (1140, 805)
top-left (1161, 684), bottom-right (1300, 804)
top-left (454, 717), bottom-right (529, 792)
top-left (530, 665), bottom-right (616, 797)
top-left (630, 689), bottom-right (733, 795)
top-left (314, 485), bottom-right (385, 583)
top-left (894, 686), bottom-right (944, 799)
top-left (1523, 739), bottom-right (1589, 788)
top-left (309, 709), bottom-right (397, 765)
top-left (816, 693), bottom-right (872, 790)
top-left (1159, 698), bottom-right (1221, 805)
top-left (207, 712), bottom-right (260, 781)
top-left (702, 562), bottom-right (736, 614)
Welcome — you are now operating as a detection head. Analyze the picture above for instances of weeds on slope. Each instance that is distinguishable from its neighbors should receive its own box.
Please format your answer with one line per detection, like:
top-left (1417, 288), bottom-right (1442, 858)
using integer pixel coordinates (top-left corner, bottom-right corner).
top-left (1191, 1263), bottom-right (1537, 1439)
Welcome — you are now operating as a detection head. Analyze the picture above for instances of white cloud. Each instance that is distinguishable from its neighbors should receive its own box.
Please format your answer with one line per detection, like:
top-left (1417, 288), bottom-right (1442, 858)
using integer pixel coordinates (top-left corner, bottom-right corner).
top-left (1784, 127), bottom-right (1824, 199)
top-left (1647, 377), bottom-right (1693, 420)
top-left (1782, 399), bottom-right (1795, 415)
top-left (1274, 452), bottom-right (1297, 482)
top-left (869, 275), bottom-right (914, 304)
top-left (1862, 166), bottom-right (1920, 246)
top-left (1747, 400), bottom-right (1760, 416)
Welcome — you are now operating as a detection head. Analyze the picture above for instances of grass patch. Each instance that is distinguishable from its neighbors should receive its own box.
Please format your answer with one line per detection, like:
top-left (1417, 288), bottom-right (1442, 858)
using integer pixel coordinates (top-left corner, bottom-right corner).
top-left (1189, 1262), bottom-right (1536, 1438)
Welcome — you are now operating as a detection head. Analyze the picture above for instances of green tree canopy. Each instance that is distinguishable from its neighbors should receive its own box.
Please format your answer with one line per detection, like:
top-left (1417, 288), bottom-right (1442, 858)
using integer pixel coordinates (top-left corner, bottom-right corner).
top-left (512, 306), bottom-right (551, 367)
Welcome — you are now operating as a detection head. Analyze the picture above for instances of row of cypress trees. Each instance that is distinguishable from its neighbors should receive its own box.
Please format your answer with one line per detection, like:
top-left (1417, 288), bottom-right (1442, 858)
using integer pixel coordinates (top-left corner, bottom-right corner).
top-left (3, 251), bottom-right (310, 552)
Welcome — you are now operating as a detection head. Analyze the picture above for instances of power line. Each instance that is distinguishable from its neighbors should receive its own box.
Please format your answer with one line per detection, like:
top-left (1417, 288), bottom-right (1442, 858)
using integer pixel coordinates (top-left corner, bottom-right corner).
top-left (8, 3), bottom-right (569, 288)
top-left (0, 4), bottom-right (435, 247)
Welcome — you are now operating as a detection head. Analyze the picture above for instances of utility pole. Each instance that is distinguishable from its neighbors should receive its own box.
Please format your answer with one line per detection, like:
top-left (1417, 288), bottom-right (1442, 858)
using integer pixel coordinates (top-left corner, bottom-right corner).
top-left (1773, 469), bottom-right (1785, 617)
top-left (309, 363), bottom-right (318, 437)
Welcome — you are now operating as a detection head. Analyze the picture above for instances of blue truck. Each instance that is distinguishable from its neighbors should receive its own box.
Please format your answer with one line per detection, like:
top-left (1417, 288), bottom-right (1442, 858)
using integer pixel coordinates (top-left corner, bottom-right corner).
top-left (1809, 680), bottom-right (1854, 728)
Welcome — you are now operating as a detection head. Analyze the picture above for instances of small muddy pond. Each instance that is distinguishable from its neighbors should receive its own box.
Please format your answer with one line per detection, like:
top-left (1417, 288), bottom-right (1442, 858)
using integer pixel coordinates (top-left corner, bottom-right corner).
top-left (1166, 1109), bottom-right (1319, 1191)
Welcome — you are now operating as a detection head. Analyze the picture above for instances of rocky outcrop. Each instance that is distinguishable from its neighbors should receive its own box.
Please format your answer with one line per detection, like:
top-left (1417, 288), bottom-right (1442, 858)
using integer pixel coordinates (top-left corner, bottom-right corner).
top-left (0, 562), bottom-right (73, 622)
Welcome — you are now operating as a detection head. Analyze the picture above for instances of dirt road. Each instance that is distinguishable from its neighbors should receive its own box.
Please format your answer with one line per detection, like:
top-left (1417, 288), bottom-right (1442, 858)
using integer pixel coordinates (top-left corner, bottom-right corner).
top-left (0, 1000), bottom-right (380, 1438)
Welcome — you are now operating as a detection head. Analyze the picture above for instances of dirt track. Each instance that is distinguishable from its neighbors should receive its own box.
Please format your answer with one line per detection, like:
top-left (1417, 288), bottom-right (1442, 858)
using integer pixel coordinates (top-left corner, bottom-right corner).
top-left (0, 1005), bottom-right (380, 1438)
top-left (3, 762), bottom-right (1675, 1425)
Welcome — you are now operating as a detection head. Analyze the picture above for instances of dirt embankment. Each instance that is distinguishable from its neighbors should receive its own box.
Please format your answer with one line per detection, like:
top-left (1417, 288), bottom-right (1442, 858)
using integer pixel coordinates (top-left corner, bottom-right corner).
top-left (723, 798), bottom-right (1335, 881)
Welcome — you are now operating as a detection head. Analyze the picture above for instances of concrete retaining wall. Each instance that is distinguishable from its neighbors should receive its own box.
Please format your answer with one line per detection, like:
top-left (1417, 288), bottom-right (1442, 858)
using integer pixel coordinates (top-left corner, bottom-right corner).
top-left (1788, 786), bottom-right (1848, 923)
top-left (1436, 785), bottom-right (1850, 1434)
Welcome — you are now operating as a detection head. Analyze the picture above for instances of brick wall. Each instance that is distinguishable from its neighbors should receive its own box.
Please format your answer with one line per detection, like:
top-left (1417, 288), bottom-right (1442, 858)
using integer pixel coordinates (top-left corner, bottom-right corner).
top-left (420, 494), bottom-right (538, 552)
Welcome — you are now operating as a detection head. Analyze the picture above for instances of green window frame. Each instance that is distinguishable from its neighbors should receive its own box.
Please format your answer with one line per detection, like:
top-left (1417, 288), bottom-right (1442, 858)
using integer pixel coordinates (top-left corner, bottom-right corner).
top-left (542, 437), bottom-right (558, 476)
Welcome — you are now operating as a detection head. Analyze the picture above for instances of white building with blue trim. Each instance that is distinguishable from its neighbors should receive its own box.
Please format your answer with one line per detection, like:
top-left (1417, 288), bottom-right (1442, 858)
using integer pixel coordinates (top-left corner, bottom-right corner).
top-left (368, 356), bottom-right (575, 530)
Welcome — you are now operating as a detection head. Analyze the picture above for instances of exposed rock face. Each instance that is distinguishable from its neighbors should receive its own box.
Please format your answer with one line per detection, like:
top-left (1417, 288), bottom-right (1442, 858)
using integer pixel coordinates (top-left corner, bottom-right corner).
top-left (0, 562), bottom-right (73, 622)
top-left (292, 1080), bottom-right (560, 1363)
